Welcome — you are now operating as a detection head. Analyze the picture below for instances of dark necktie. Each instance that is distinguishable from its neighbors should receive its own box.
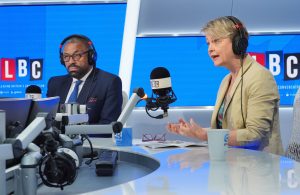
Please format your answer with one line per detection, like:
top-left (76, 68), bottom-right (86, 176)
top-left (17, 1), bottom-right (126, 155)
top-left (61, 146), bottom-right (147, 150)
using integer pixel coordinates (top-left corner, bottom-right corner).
top-left (68, 80), bottom-right (82, 103)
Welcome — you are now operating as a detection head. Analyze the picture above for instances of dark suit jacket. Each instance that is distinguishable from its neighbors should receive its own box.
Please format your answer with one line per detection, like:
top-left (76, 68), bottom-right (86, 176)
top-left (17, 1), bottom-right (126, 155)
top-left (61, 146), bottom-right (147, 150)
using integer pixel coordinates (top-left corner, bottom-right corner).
top-left (47, 68), bottom-right (123, 124)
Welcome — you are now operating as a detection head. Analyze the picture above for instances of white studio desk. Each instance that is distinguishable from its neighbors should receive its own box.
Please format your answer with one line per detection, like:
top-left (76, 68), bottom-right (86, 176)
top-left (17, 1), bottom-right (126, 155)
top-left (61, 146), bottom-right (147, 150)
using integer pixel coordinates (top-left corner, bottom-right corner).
top-left (36, 138), bottom-right (300, 195)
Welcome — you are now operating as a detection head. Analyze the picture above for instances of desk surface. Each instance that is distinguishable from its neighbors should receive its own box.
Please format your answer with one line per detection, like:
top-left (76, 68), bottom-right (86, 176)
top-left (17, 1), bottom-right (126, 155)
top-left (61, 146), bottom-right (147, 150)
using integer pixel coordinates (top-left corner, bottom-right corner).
top-left (38, 138), bottom-right (300, 195)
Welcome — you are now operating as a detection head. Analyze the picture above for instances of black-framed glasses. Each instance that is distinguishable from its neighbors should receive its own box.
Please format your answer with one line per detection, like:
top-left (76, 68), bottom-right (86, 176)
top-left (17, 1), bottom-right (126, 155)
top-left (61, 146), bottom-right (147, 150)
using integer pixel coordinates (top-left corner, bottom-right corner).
top-left (62, 50), bottom-right (89, 62)
top-left (142, 133), bottom-right (166, 142)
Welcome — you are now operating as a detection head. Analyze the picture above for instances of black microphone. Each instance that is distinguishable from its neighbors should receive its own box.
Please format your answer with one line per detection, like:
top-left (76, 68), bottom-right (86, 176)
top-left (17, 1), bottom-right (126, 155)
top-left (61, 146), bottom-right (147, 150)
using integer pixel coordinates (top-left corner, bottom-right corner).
top-left (25, 85), bottom-right (42, 99)
top-left (146, 67), bottom-right (177, 119)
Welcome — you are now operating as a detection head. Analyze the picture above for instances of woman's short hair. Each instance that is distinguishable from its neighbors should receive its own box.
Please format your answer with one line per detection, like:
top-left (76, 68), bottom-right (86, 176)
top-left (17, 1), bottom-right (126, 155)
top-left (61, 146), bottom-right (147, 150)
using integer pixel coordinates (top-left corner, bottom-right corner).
top-left (201, 16), bottom-right (249, 41)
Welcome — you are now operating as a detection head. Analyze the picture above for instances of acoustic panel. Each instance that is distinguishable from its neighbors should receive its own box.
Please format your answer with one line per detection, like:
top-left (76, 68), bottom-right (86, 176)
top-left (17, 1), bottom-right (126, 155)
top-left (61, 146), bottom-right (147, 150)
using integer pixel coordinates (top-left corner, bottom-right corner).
top-left (137, 0), bottom-right (300, 36)
top-left (137, 0), bottom-right (232, 37)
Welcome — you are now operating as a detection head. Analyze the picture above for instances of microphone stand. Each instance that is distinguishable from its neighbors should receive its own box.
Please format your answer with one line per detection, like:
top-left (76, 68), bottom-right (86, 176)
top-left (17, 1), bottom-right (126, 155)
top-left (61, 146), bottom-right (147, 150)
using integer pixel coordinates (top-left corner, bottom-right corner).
top-left (145, 89), bottom-right (177, 119)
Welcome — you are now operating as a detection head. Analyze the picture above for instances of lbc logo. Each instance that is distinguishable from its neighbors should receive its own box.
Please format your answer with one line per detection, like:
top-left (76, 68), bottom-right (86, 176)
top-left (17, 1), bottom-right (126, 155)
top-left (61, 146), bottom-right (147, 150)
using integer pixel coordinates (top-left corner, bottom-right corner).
top-left (250, 52), bottom-right (300, 81)
top-left (151, 80), bottom-right (160, 88)
top-left (0, 57), bottom-right (43, 81)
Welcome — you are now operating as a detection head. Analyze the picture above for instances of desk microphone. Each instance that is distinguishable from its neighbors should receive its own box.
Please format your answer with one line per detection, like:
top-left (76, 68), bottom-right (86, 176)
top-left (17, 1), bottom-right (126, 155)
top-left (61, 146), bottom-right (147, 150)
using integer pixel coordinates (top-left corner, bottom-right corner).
top-left (146, 67), bottom-right (177, 119)
top-left (25, 85), bottom-right (42, 99)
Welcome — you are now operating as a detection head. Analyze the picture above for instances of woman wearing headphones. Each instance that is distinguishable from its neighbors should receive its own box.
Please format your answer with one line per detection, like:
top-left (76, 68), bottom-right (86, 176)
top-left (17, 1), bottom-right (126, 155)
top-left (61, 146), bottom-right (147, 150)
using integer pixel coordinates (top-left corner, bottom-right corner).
top-left (167, 16), bottom-right (283, 155)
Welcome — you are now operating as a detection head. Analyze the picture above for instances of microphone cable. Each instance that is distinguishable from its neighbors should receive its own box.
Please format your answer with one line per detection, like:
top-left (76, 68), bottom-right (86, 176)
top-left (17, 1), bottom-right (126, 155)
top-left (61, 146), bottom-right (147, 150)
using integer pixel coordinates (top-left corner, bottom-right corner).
top-left (144, 91), bottom-right (177, 119)
top-left (135, 97), bottom-right (163, 119)
top-left (81, 134), bottom-right (98, 165)
top-left (145, 97), bottom-right (164, 119)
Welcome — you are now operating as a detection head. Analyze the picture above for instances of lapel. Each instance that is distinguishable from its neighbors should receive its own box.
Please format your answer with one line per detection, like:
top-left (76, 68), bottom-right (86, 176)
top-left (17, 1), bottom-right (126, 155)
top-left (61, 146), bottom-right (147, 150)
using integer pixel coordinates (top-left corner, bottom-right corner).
top-left (211, 74), bottom-right (230, 128)
top-left (77, 68), bottom-right (98, 103)
top-left (215, 75), bottom-right (231, 115)
top-left (60, 76), bottom-right (73, 103)
top-left (223, 55), bottom-right (254, 115)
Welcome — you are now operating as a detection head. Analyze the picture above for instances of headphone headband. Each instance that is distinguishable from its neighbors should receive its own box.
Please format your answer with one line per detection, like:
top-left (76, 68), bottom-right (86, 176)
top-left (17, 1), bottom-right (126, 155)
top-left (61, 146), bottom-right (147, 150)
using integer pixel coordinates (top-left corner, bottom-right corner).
top-left (59, 34), bottom-right (97, 66)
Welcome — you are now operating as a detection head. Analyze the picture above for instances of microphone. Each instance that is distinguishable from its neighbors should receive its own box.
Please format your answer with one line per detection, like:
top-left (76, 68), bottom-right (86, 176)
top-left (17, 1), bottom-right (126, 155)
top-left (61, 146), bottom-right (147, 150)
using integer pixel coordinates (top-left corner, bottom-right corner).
top-left (146, 67), bottom-right (177, 119)
top-left (25, 85), bottom-right (42, 99)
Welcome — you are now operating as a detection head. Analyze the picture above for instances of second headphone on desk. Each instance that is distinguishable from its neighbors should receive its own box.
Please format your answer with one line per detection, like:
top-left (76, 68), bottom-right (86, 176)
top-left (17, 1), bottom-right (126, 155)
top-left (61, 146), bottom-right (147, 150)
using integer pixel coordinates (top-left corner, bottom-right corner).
top-left (59, 34), bottom-right (98, 66)
top-left (226, 16), bottom-right (248, 57)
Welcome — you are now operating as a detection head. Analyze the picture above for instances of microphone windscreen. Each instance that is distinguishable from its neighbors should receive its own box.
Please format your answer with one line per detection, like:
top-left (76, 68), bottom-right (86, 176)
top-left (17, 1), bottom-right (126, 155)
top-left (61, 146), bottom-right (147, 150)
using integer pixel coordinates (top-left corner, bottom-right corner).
top-left (150, 67), bottom-right (170, 79)
top-left (26, 85), bottom-right (41, 94)
top-left (25, 85), bottom-right (42, 99)
top-left (150, 67), bottom-right (172, 96)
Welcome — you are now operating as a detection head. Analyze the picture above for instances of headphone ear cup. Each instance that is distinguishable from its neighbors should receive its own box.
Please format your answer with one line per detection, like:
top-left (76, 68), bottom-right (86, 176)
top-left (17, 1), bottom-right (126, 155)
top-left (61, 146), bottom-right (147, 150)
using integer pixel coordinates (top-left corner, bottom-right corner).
top-left (226, 16), bottom-right (248, 57)
top-left (88, 50), bottom-right (97, 66)
top-left (232, 34), bottom-right (240, 56)
top-left (55, 153), bottom-right (77, 184)
top-left (88, 50), bottom-right (94, 65)
top-left (60, 54), bottom-right (65, 66)
top-left (232, 33), bottom-right (248, 56)
top-left (238, 37), bottom-right (248, 56)
top-left (39, 152), bottom-right (77, 187)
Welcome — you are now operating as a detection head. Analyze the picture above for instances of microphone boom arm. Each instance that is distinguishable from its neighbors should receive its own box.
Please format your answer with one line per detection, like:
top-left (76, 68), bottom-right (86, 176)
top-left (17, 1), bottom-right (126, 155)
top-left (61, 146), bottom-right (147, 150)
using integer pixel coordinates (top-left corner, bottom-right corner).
top-left (65, 88), bottom-right (146, 135)
top-left (0, 112), bottom-right (51, 195)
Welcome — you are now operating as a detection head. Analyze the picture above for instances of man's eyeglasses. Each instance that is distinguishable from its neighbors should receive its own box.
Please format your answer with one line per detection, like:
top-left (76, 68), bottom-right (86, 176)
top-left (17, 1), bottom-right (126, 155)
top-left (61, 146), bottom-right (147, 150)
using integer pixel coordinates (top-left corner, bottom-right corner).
top-left (142, 133), bottom-right (166, 142)
top-left (62, 50), bottom-right (89, 62)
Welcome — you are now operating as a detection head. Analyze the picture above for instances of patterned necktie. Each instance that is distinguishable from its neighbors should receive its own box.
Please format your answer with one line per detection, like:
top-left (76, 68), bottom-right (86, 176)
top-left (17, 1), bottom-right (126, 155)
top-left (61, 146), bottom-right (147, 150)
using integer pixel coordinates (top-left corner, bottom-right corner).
top-left (68, 80), bottom-right (82, 103)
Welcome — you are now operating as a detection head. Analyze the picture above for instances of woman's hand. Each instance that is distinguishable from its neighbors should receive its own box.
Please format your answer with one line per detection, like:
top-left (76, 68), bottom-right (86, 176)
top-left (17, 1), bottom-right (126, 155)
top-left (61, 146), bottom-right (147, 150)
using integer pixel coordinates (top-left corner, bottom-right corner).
top-left (166, 118), bottom-right (207, 141)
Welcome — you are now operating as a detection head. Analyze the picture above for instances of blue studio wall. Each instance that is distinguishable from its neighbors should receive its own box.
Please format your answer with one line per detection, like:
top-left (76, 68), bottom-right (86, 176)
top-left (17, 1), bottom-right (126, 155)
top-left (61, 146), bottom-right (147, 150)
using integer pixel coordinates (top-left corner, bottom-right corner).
top-left (0, 3), bottom-right (300, 106)
top-left (132, 35), bottom-right (300, 106)
top-left (0, 3), bottom-right (126, 97)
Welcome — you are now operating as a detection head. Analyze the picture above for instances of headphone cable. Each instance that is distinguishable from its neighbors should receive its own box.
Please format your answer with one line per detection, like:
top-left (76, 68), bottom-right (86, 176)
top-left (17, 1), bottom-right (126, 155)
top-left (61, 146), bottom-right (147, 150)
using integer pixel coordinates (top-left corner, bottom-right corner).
top-left (240, 56), bottom-right (246, 127)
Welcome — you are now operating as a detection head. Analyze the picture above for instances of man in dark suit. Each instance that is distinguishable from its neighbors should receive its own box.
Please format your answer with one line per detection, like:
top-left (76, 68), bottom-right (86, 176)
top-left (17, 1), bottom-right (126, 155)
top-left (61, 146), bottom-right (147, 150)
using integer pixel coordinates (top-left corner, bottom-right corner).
top-left (47, 34), bottom-right (122, 125)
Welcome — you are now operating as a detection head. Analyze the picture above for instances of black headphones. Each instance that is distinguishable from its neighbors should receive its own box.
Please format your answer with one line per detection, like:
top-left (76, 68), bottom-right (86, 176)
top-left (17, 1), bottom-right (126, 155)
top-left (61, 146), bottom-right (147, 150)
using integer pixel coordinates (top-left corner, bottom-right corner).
top-left (39, 152), bottom-right (77, 189)
top-left (226, 16), bottom-right (248, 57)
top-left (38, 136), bottom-right (78, 190)
top-left (59, 34), bottom-right (97, 66)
